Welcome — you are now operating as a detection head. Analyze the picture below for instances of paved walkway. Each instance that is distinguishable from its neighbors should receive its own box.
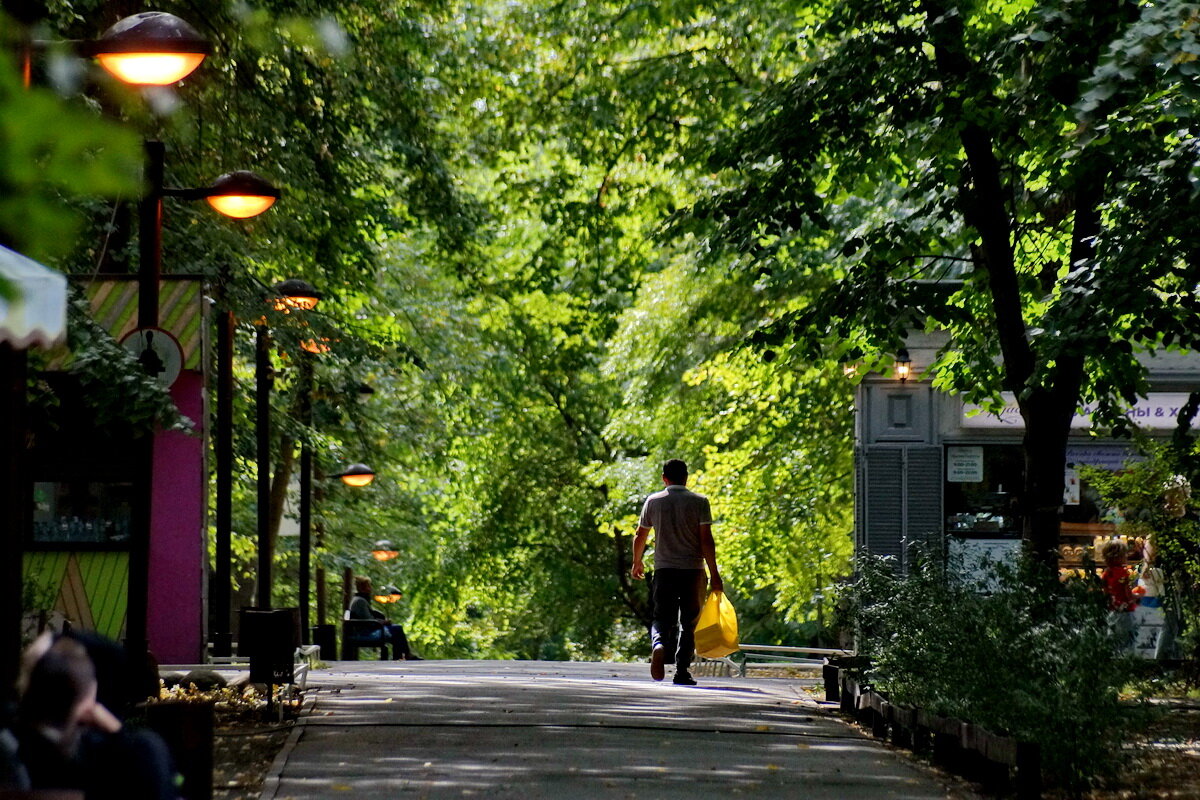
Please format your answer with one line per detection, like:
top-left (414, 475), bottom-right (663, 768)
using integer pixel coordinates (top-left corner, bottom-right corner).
top-left (262, 660), bottom-right (975, 799)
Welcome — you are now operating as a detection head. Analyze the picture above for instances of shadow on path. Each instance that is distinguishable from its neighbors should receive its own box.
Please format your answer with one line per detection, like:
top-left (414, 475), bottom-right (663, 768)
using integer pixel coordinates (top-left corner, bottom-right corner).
top-left (264, 660), bottom-right (975, 800)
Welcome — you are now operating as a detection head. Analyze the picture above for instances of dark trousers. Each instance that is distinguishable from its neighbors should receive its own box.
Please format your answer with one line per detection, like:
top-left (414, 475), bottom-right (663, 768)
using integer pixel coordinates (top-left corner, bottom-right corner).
top-left (359, 623), bottom-right (413, 659)
top-left (650, 569), bottom-right (706, 671)
top-left (383, 624), bottom-right (413, 659)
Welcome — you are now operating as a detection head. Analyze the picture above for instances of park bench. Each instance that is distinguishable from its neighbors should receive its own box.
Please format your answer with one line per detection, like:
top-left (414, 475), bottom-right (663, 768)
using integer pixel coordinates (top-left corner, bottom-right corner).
top-left (340, 611), bottom-right (390, 660)
top-left (696, 645), bottom-right (854, 677)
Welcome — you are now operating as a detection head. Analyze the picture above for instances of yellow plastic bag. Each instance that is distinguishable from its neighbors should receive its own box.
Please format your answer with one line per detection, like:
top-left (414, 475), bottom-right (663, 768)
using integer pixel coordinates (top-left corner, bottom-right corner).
top-left (694, 590), bottom-right (739, 658)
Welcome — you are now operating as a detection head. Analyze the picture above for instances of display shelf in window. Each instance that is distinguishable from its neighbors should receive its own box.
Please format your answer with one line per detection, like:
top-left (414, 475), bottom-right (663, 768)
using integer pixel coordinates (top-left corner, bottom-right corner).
top-left (1057, 527), bottom-right (1143, 571)
top-left (30, 480), bottom-right (133, 548)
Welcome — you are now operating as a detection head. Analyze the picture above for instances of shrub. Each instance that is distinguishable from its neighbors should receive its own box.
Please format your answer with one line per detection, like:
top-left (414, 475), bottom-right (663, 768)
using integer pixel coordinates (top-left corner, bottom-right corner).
top-left (840, 551), bottom-right (1144, 790)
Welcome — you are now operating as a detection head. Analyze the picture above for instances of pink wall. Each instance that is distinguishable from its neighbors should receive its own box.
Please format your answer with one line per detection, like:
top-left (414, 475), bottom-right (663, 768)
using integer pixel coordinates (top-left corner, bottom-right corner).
top-left (148, 370), bottom-right (205, 664)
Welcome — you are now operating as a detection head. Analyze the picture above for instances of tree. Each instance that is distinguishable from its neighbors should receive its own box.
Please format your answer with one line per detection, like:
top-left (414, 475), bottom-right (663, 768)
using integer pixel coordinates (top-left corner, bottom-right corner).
top-left (688, 0), bottom-right (1200, 579)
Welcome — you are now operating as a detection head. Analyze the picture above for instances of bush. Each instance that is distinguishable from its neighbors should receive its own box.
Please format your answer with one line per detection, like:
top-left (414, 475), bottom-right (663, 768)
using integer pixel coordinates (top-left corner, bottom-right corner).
top-left (840, 551), bottom-right (1145, 790)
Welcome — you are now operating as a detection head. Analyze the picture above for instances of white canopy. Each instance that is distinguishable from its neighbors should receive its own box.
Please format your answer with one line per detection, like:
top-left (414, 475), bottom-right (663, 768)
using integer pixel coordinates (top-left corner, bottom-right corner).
top-left (0, 245), bottom-right (67, 349)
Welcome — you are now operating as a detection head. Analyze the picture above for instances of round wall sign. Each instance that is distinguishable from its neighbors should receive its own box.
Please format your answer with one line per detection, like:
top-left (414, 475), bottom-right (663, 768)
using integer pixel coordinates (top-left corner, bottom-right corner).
top-left (120, 326), bottom-right (184, 388)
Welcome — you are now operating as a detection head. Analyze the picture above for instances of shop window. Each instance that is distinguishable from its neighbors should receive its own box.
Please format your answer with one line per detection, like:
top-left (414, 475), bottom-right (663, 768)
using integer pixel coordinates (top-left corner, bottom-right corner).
top-left (1060, 446), bottom-right (1133, 573)
top-left (31, 481), bottom-right (133, 545)
top-left (945, 445), bottom-right (1023, 537)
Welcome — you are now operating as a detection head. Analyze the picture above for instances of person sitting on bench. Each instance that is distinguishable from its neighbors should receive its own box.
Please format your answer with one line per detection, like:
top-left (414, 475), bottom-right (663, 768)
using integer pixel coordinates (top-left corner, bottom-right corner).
top-left (347, 576), bottom-right (422, 660)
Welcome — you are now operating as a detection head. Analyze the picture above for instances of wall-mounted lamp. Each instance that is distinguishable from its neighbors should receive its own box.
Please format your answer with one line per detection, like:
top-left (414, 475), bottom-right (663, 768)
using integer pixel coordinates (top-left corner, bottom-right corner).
top-left (371, 539), bottom-right (399, 561)
top-left (894, 348), bottom-right (912, 383)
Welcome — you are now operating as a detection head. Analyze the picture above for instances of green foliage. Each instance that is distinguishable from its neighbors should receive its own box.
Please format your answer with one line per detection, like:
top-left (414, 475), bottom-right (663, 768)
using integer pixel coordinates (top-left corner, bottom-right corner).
top-left (18, 0), bottom-right (862, 660)
top-left (0, 25), bottom-right (141, 262)
top-left (680, 0), bottom-right (1200, 569)
top-left (844, 552), bottom-right (1144, 790)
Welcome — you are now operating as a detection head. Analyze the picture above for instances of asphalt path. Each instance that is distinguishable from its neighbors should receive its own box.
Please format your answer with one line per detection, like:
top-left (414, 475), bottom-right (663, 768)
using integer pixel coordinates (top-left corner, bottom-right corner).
top-left (261, 660), bottom-right (974, 799)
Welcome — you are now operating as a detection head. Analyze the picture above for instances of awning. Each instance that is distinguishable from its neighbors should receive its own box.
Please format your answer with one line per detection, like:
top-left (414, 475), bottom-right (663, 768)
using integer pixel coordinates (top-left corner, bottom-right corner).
top-left (0, 245), bottom-right (68, 349)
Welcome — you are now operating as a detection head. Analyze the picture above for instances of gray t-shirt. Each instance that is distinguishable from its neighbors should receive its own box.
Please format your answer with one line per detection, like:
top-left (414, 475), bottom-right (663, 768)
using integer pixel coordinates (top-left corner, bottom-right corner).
top-left (638, 484), bottom-right (712, 570)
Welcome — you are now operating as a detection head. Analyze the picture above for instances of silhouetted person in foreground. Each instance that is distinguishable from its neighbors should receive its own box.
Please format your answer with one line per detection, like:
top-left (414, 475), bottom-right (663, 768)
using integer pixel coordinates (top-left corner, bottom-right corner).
top-left (16, 633), bottom-right (177, 800)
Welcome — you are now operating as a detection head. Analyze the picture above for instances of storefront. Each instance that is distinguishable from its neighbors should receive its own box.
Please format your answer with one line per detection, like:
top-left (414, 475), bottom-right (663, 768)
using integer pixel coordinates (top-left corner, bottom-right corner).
top-left (854, 333), bottom-right (1200, 579)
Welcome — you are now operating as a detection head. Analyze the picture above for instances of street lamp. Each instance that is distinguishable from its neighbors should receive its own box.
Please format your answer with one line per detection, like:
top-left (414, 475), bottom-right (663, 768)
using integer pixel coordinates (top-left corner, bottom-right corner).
top-left (335, 464), bottom-right (377, 487)
top-left (90, 11), bottom-right (211, 86)
top-left (134, 155), bottom-right (282, 659)
top-left (374, 586), bottom-right (402, 605)
top-left (371, 539), bottom-right (399, 561)
top-left (256, 280), bottom-right (321, 614)
top-left (273, 279), bottom-right (322, 311)
top-left (89, 12), bottom-right (283, 668)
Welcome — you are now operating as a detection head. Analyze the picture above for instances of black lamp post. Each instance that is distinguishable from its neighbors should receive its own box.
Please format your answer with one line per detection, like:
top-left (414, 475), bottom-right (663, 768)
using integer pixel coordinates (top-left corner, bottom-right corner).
top-left (256, 279), bottom-right (321, 612)
top-left (82, 7), bottom-right (284, 664)
top-left (129, 146), bottom-right (280, 660)
top-left (210, 191), bottom-right (283, 660)
top-left (297, 350), bottom-right (315, 644)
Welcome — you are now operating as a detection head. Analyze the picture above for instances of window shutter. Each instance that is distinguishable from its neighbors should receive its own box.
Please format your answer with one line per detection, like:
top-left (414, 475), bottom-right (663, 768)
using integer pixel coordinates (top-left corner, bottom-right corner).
top-left (861, 448), bottom-right (904, 562)
top-left (857, 445), bottom-right (944, 572)
top-left (903, 446), bottom-right (944, 568)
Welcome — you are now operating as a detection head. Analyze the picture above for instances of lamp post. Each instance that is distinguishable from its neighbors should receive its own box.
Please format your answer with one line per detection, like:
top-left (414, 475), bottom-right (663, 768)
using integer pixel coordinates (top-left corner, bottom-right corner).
top-left (129, 146), bottom-right (281, 661)
top-left (297, 350), bottom-right (314, 644)
top-left (257, 280), bottom-right (321, 612)
top-left (210, 199), bottom-right (282, 660)
top-left (87, 11), bottom-right (207, 667)
top-left (87, 10), bottom-right (281, 661)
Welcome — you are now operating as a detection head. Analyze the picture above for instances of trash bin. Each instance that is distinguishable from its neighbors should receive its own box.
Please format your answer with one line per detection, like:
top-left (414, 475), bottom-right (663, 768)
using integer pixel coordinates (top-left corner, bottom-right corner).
top-left (239, 607), bottom-right (298, 685)
top-left (145, 699), bottom-right (214, 800)
top-left (311, 624), bottom-right (336, 662)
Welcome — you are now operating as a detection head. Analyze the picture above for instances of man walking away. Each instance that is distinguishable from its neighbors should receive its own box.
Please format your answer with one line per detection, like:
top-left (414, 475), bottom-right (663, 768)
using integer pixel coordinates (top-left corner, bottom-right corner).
top-left (631, 459), bottom-right (723, 685)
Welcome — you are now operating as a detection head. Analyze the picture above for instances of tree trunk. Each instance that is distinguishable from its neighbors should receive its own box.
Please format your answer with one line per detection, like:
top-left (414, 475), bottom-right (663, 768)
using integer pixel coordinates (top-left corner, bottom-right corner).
top-left (265, 434), bottom-right (296, 569)
top-left (1020, 387), bottom-right (1079, 583)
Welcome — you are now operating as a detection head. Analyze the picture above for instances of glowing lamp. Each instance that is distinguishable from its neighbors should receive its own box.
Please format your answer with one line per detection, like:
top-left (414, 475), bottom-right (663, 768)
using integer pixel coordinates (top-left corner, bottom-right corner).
top-left (371, 540), bottom-right (399, 561)
top-left (374, 586), bottom-right (402, 604)
top-left (205, 171), bottom-right (281, 218)
top-left (271, 278), bottom-right (321, 311)
top-left (337, 464), bottom-right (376, 487)
top-left (894, 348), bottom-right (912, 383)
top-left (300, 338), bottom-right (332, 355)
top-left (92, 12), bottom-right (210, 86)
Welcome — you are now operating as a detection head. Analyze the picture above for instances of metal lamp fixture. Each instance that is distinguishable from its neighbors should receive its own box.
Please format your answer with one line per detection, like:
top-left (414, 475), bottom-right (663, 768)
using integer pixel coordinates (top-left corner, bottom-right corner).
top-left (374, 586), bottom-right (402, 604)
top-left (299, 338), bottom-right (332, 355)
top-left (371, 539), bottom-right (399, 561)
top-left (894, 348), bottom-right (912, 383)
top-left (336, 463), bottom-right (376, 487)
top-left (91, 12), bottom-right (211, 86)
top-left (204, 171), bottom-right (281, 218)
top-left (272, 278), bottom-right (321, 312)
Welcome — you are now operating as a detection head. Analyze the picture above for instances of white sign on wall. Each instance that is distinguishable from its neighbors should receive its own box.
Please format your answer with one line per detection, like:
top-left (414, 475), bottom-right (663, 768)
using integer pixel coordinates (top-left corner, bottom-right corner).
top-left (1064, 467), bottom-right (1080, 505)
top-left (962, 392), bottom-right (1194, 430)
top-left (946, 446), bottom-right (984, 482)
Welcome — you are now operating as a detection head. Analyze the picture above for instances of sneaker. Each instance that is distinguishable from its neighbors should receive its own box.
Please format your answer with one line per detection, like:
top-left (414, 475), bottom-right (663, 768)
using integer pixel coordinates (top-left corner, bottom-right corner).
top-left (672, 671), bottom-right (697, 686)
top-left (650, 646), bottom-right (665, 681)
